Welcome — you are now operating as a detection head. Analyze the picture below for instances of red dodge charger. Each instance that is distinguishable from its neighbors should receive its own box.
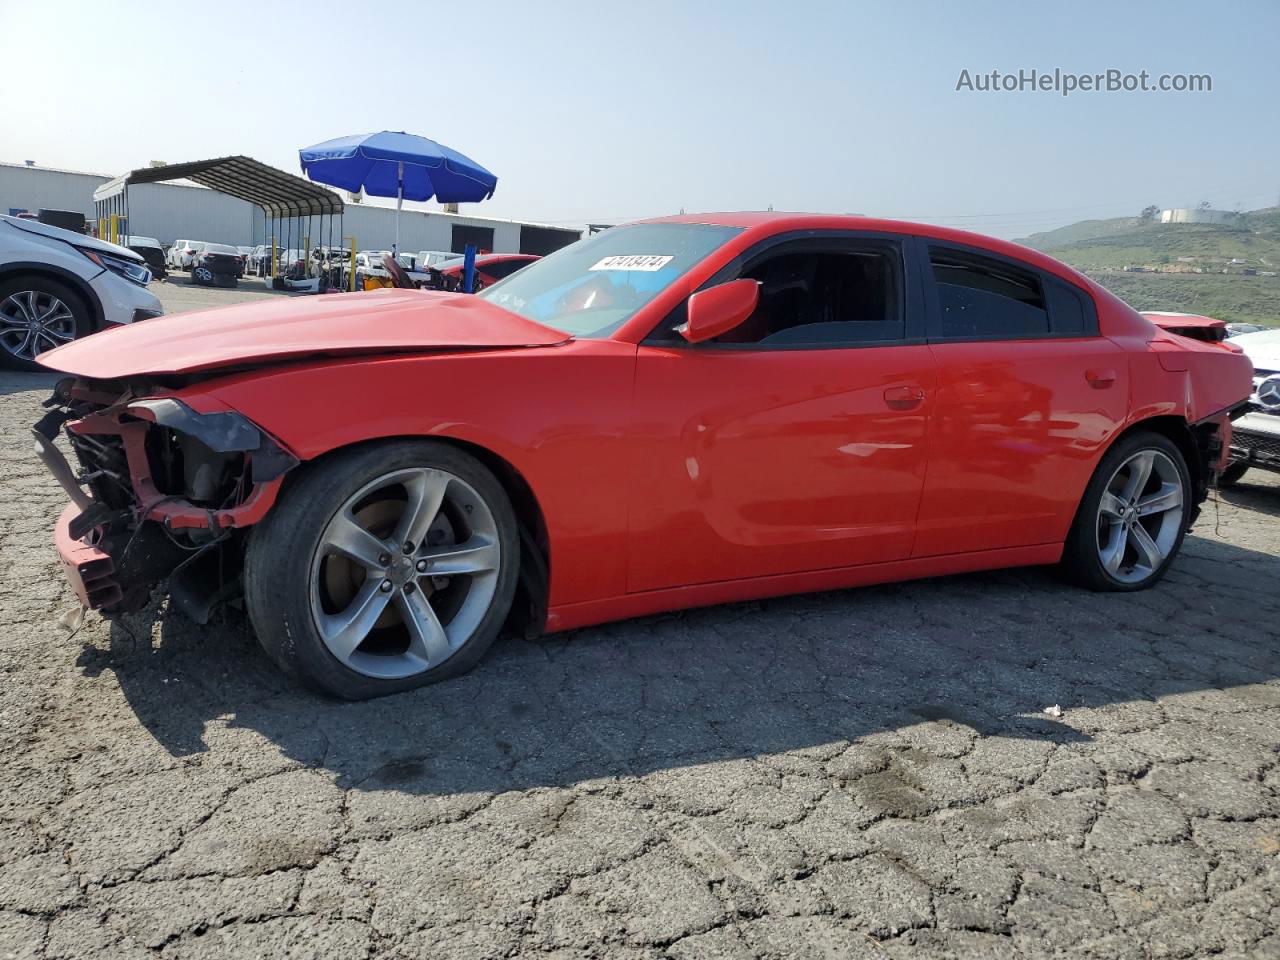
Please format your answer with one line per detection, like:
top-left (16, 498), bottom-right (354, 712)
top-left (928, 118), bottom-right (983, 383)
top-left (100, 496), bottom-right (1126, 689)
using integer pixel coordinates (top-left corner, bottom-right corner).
top-left (34, 213), bottom-right (1253, 699)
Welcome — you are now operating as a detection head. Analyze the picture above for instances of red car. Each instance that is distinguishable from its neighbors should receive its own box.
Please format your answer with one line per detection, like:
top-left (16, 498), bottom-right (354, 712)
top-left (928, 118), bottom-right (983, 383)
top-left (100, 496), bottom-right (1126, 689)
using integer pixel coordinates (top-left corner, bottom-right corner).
top-left (431, 252), bottom-right (540, 291)
top-left (34, 213), bottom-right (1253, 699)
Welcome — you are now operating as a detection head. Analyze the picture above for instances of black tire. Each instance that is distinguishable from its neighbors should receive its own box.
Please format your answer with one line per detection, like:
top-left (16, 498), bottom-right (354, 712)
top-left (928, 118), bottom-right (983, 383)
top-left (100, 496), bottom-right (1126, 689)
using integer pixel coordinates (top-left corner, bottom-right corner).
top-left (243, 440), bottom-right (520, 699)
top-left (1217, 460), bottom-right (1249, 487)
top-left (0, 275), bottom-right (93, 372)
top-left (1060, 430), bottom-right (1192, 592)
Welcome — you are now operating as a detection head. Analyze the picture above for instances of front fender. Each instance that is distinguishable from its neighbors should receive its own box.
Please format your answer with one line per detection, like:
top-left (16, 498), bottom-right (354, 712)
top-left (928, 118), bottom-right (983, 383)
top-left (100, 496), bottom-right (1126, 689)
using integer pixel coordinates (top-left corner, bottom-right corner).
top-left (175, 344), bottom-right (639, 608)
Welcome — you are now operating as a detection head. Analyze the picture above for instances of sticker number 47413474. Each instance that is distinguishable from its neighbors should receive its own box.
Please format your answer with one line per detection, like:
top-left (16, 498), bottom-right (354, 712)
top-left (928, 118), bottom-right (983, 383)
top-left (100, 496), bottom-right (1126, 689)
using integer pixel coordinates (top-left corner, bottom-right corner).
top-left (589, 255), bottom-right (673, 272)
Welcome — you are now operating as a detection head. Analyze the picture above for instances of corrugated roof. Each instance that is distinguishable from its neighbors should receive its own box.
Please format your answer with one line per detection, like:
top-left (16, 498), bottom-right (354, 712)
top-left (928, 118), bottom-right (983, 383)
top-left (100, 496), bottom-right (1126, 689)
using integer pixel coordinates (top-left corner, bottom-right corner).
top-left (92, 156), bottom-right (343, 217)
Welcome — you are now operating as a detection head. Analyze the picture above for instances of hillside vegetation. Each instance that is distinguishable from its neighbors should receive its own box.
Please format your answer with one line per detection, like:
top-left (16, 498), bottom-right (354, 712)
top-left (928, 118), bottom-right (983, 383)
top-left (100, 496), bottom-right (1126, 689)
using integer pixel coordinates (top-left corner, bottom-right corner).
top-left (1016, 208), bottom-right (1280, 326)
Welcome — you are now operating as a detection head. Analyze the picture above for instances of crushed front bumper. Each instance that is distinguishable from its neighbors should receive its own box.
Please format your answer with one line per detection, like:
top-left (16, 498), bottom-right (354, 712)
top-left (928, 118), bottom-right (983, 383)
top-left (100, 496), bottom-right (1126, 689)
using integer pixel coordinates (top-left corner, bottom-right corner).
top-left (37, 378), bottom-right (297, 613)
top-left (53, 503), bottom-right (123, 609)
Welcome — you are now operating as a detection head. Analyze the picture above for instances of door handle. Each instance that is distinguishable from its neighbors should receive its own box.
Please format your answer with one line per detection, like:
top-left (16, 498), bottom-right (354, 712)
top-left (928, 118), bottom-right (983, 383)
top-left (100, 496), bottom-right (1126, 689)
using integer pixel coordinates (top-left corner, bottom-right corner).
top-left (1085, 368), bottom-right (1117, 388)
top-left (883, 385), bottom-right (925, 409)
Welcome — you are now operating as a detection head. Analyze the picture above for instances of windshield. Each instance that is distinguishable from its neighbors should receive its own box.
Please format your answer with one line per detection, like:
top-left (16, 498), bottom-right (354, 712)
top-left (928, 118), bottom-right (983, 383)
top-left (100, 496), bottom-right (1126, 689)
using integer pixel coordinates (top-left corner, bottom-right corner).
top-left (478, 223), bottom-right (741, 337)
top-left (205, 243), bottom-right (238, 255)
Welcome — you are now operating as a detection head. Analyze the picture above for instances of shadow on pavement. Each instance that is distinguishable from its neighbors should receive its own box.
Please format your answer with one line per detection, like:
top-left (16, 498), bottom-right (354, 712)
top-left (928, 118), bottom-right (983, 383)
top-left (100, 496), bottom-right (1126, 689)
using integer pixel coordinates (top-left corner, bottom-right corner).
top-left (1217, 476), bottom-right (1280, 518)
top-left (0, 370), bottom-right (58, 396)
top-left (79, 531), bottom-right (1280, 799)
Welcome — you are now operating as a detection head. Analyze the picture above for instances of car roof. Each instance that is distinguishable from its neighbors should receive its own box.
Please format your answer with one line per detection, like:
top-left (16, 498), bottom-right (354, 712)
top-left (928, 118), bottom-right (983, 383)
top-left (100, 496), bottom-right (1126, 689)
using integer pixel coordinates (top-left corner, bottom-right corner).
top-left (639, 211), bottom-right (1087, 285)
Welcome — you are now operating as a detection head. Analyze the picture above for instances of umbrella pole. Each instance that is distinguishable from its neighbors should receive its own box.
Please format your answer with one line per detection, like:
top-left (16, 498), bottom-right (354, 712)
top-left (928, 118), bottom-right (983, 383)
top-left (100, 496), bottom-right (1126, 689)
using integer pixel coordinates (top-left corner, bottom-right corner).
top-left (394, 161), bottom-right (403, 256)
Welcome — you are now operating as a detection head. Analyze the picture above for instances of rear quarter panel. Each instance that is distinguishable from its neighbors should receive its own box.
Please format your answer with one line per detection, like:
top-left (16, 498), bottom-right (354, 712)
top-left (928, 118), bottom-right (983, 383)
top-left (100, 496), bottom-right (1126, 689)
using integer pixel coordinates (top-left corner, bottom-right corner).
top-left (1118, 331), bottom-right (1253, 426)
top-left (175, 341), bottom-right (638, 607)
top-left (1093, 284), bottom-right (1252, 426)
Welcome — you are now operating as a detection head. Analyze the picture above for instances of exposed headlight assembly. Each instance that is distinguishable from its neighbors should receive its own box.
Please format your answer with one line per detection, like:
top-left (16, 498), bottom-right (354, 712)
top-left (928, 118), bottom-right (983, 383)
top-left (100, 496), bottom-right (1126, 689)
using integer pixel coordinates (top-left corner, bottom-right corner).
top-left (77, 247), bottom-right (152, 287)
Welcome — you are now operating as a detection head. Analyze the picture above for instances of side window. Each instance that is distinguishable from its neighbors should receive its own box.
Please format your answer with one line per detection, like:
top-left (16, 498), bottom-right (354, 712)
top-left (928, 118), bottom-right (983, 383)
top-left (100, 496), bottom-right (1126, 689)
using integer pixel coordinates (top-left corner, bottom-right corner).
top-left (479, 260), bottom-right (521, 280)
top-left (929, 248), bottom-right (1048, 339)
top-left (1045, 279), bottom-right (1094, 335)
top-left (710, 246), bottom-right (904, 347)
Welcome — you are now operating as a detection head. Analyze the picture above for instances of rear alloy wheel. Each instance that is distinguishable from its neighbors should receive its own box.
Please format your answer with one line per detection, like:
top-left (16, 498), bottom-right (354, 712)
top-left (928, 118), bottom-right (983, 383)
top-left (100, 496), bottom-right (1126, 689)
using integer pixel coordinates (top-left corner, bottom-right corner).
top-left (244, 441), bottom-right (519, 699)
top-left (1062, 431), bottom-right (1191, 591)
top-left (0, 277), bottom-right (91, 372)
top-left (192, 266), bottom-right (213, 286)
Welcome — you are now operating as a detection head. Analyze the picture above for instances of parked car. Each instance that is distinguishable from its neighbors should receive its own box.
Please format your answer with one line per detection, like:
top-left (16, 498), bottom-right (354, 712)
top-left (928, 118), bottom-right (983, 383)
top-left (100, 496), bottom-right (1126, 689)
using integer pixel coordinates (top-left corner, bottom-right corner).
top-left (235, 246), bottom-right (253, 278)
top-left (427, 253), bottom-right (540, 291)
top-left (1219, 327), bottom-right (1280, 485)
top-left (245, 244), bottom-right (288, 277)
top-left (350, 250), bottom-right (391, 289)
top-left (312, 247), bottom-right (352, 289)
top-left (125, 236), bottom-right (168, 279)
top-left (414, 250), bottom-right (462, 270)
top-left (33, 213), bottom-right (1253, 699)
top-left (166, 239), bottom-right (205, 271)
top-left (0, 214), bottom-right (162, 371)
top-left (245, 245), bottom-right (268, 276)
top-left (277, 249), bottom-right (308, 280)
top-left (190, 243), bottom-right (242, 287)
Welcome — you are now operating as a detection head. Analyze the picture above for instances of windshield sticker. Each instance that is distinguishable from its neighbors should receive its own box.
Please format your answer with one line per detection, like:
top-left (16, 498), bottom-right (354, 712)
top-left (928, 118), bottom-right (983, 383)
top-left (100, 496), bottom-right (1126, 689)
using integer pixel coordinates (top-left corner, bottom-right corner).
top-left (589, 255), bottom-right (674, 272)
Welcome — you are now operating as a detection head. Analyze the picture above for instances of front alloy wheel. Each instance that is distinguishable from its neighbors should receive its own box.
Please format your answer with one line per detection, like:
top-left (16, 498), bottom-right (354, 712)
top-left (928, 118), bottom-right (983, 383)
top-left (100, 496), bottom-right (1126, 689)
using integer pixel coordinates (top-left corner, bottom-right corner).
top-left (310, 467), bottom-right (501, 679)
top-left (0, 277), bottom-right (90, 371)
top-left (244, 441), bottom-right (520, 699)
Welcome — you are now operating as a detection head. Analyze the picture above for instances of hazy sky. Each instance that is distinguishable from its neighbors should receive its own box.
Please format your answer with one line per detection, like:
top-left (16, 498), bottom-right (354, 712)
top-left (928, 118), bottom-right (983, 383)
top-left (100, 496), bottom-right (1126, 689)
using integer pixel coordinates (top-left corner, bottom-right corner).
top-left (2, 0), bottom-right (1276, 238)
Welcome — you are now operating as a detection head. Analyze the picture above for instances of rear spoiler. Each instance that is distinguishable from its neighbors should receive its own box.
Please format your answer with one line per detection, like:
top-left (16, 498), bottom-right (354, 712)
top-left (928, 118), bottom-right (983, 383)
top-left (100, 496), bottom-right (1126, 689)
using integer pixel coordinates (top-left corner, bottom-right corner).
top-left (1143, 313), bottom-right (1227, 343)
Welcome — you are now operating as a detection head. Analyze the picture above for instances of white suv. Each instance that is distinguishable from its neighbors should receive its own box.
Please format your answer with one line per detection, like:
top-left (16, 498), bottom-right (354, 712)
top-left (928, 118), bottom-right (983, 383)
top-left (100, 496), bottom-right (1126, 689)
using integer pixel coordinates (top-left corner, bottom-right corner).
top-left (1221, 328), bottom-right (1280, 485)
top-left (0, 215), bottom-right (164, 371)
top-left (166, 239), bottom-right (205, 271)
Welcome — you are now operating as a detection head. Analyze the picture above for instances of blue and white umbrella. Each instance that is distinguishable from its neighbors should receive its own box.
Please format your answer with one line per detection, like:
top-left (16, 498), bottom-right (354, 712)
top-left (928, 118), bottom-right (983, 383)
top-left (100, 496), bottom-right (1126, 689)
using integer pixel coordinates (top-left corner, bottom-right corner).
top-left (299, 131), bottom-right (498, 254)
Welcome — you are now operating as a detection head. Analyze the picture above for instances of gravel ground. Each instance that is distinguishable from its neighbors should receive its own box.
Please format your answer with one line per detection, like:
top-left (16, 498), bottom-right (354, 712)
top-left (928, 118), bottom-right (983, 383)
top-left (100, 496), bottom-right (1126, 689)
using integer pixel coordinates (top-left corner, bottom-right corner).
top-left (1, 283), bottom-right (1278, 958)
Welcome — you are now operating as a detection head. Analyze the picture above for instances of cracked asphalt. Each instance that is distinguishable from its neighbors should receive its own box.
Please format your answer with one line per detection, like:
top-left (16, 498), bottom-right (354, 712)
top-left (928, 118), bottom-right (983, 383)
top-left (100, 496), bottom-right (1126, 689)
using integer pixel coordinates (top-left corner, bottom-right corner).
top-left (1, 288), bottom-right (1278, 958)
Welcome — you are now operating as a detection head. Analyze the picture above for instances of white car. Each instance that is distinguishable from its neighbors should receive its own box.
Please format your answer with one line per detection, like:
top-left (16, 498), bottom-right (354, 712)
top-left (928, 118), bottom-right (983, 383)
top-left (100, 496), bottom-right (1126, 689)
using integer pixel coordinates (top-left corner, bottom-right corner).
top-left (1222, 328), bottom-right (1280, 485)
top-left (413, 249), bottom-right (460, 270)
top-left (166, 239), bottom-right (206, 271)
top-left (0, 215), bottom-right (163, 371)
top-left (351, 250), bottom-right (392, 288)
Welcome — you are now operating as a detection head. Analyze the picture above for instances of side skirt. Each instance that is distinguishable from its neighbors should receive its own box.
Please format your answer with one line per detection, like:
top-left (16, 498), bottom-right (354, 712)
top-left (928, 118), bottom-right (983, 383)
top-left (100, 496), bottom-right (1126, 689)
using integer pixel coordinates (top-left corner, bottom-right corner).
top-left (544, 543), bottom-right (1064, 634)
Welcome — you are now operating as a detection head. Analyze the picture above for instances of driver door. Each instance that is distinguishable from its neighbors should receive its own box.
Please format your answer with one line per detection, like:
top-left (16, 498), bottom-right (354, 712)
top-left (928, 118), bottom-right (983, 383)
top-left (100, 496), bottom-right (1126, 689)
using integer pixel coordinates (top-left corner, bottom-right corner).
top-left (627, 235), bottom-right (935, 593)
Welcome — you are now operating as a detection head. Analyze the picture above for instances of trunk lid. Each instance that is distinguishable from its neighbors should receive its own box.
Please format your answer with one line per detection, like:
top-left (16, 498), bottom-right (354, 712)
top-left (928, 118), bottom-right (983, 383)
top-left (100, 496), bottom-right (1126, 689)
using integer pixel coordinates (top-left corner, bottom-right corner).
top-left (1142, 311), bottom-right (1228, 343)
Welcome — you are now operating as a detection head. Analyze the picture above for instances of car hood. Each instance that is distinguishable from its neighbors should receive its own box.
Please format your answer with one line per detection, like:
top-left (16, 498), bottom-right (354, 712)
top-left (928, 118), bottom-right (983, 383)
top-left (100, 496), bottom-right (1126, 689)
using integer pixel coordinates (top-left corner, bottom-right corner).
top-left (2, 215), bottom-right (144, 262)
top-left (37, 288), bottom-right (571, 379)
top-left (1231, 329), bottom-right (1280, 370)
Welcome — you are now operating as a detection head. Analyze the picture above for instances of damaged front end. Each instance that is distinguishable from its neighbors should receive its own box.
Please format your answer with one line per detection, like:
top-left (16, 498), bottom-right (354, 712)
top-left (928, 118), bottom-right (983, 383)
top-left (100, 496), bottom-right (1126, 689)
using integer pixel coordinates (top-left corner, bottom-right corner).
top-left (33, 378), bottom-right (298, 618)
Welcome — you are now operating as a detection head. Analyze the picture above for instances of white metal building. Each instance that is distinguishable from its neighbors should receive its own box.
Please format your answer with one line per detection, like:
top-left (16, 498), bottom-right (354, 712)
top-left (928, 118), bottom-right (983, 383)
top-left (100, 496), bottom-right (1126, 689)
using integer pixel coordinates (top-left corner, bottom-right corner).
top-left (1159, 207), bottom-right (1233, 225)
top-left (1, 159), bottom-right (580, 254)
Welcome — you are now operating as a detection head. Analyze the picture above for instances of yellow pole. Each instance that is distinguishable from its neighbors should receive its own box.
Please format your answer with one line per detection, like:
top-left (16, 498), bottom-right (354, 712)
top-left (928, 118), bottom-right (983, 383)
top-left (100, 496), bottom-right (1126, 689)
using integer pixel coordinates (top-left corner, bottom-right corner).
top-left (349, 237), bottom-right (356, 291)
top-left (270, 236), bottom-right (277, 280)
top-left (303, 236), bottom-right (310, 279)
top-left (109, 215), bottom-right (119, 245)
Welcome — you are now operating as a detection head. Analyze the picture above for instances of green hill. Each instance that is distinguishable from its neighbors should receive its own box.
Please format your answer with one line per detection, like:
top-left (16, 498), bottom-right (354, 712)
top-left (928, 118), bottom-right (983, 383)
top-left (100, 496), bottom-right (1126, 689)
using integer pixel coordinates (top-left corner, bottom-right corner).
top-left (1015, 207), bottom-right (1280, 326)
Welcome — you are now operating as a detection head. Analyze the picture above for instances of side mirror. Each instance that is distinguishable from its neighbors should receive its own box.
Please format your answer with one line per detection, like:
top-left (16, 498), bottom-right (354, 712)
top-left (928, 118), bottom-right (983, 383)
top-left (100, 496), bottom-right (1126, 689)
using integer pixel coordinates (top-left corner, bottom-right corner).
top-left (677, 278), bottom-right (760, 344)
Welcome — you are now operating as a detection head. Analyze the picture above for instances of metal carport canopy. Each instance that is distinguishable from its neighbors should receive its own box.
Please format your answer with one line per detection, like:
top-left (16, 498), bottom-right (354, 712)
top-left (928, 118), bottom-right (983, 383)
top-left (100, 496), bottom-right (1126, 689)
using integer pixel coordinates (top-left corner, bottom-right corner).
top-left (92, 156), bottom-right (343, 217)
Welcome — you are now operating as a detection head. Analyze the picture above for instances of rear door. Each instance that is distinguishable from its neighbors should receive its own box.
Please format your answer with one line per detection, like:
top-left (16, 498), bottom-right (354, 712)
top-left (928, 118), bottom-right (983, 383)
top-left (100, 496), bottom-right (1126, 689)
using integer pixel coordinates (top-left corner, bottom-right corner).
top-left (912, 239), bottom-right (1128, 557)
top-left (628, 233), bottom-right (936, 592)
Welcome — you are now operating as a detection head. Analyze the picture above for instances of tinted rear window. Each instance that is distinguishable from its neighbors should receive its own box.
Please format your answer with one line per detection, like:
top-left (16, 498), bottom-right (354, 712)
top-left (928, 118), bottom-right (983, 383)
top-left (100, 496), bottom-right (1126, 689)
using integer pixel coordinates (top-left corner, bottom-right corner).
top-left (930, 248), bottom-right (1049, 339)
